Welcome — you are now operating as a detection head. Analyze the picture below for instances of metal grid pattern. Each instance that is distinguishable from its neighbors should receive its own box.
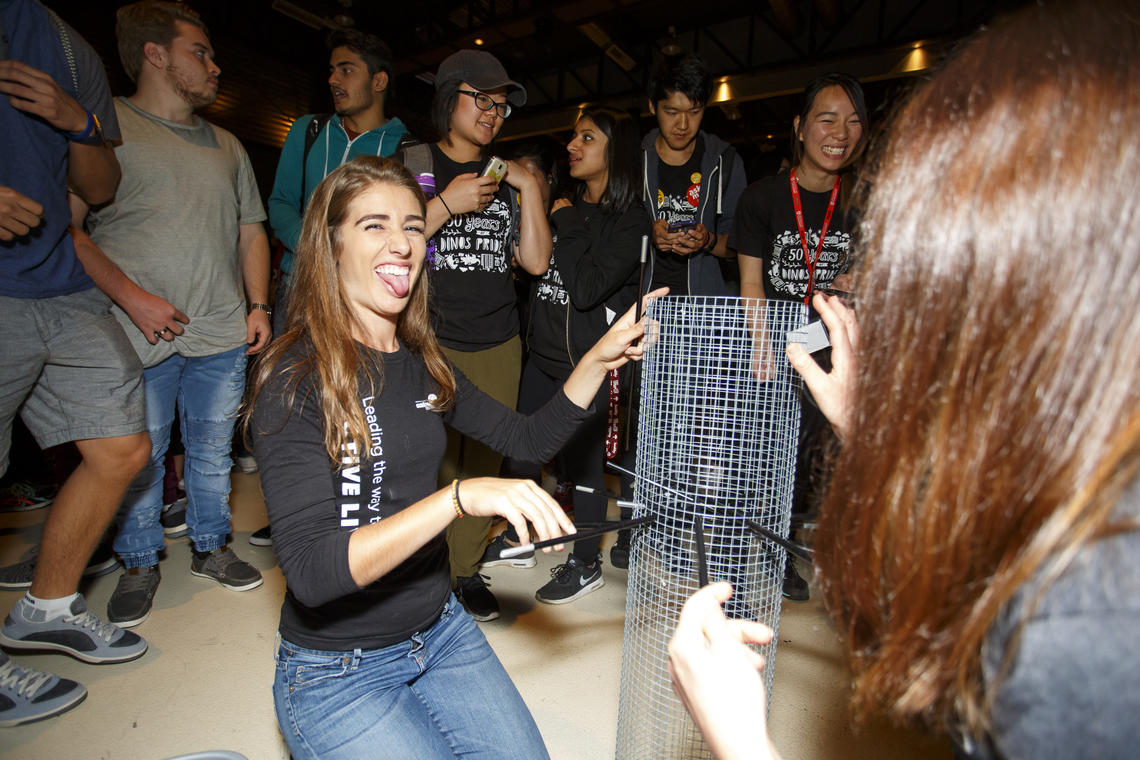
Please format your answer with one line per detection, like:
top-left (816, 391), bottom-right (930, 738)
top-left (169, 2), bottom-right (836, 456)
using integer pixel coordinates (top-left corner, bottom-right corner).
top-left (616, 296), bottom-right (805, 760)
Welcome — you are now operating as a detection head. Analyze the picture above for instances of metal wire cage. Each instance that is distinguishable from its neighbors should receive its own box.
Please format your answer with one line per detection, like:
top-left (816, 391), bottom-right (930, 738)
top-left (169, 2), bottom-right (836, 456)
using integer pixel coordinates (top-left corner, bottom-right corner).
top-left (615, 296), bottom-right (805, 760)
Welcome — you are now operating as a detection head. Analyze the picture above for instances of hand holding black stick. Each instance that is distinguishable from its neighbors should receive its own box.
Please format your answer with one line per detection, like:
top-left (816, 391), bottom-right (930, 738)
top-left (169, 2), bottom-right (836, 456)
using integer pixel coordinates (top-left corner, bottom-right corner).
top-left (500, 514), bottom-right (656, 559)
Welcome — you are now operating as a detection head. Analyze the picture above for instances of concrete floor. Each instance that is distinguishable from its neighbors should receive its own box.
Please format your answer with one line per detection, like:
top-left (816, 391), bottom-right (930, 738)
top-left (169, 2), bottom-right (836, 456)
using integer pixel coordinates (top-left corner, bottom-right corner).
top-left (0, 471), bottom-right (951, 759)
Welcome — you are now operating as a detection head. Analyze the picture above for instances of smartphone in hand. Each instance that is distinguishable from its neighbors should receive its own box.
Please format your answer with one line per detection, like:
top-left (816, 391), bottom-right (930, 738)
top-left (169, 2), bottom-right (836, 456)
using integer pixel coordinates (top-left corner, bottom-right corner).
top-left (481, 157), bottom-right (508, 183)
top-left (667, 220), bottom-right (698, 234)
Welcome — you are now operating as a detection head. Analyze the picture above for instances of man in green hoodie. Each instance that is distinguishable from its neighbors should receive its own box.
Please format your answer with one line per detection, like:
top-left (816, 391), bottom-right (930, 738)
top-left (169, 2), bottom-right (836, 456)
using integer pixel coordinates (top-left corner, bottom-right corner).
top-left (267, 29), bottom-right (409, 336)
top-left (254, 30), bottom-right (408, 547)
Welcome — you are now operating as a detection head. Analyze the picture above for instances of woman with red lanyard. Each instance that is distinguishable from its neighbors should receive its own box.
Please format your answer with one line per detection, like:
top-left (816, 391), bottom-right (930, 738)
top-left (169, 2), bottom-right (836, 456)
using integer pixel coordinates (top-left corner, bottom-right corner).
top-left (728, 72), bottom-right (868, 600)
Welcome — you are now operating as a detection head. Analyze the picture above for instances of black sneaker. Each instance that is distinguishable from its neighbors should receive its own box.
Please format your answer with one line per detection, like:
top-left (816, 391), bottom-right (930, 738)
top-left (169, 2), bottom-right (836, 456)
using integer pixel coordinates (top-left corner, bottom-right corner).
top-left (609, 531), bottom-right (631, 570)
top-left (160, 497), bottom-right (188, 538)
top-left (248, 524), bottom-right (273, 547)
top-left (0, 539), bottom-right (119, 590)
top-left (190, 546), bottom-right (263, 591)
top-left (106, 566), bottom-right (161, 628)
top-left (479, 533), bottom-right (536, 569)
top-left (535, 555), bottom-right (604, 605)
top-left (782, 556), bottom-right (810, 602)
top-left (455, 574), bottom-right (499, 622)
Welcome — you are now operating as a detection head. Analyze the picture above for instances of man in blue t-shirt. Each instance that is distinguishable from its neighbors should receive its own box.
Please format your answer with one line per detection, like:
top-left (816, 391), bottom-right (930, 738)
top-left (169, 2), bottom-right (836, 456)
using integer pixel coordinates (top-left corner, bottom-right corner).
top-left (0, 0), bottom-right (150, 727)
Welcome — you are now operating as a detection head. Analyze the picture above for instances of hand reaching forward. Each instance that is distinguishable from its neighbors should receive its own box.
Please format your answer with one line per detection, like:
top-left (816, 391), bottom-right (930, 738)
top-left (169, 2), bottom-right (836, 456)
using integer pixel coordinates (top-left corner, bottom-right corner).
top-left (668, 582), bottom-right (781, 760)
top-left (785, 292), bottom-right (858, 440)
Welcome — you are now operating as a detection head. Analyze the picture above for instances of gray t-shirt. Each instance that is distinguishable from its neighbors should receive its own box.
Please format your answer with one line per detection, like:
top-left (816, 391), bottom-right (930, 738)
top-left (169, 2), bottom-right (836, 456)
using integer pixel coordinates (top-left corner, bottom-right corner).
top-left (964, 477), bottom-right (1140, 759)
top-left (88, 97), bottom-right (266, 367)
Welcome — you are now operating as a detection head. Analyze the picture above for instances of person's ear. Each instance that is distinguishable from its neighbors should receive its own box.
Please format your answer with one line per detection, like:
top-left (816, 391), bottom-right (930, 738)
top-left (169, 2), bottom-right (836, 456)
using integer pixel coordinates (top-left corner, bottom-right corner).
top-left (372, 70), bottom-right (389, 95)
top-left (142, 41), bottom-right (168, 72)
top-left (648, 99), bottom-right (657, 116)
top-left (793, 115), bottom-right (802, 141)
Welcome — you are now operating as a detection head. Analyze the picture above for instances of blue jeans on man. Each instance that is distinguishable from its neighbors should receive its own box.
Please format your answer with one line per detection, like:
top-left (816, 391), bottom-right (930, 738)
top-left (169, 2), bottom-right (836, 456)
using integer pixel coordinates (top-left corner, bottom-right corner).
top-left (115, 345), bottom-right (247, 568)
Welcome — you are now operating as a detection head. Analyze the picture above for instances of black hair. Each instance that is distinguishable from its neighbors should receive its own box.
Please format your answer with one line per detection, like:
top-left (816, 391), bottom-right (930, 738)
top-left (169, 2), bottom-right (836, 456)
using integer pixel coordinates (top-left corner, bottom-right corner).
top-left (327, 29), bottom-right (393, 80)
top-left (648, 54), bottom-right (712, 107)
top-left (576, 106), bottom-right (640, 212)
top-left (431, 79), bottom-right (464, 144)
top-left (792, 72), bottom-right (868, 166)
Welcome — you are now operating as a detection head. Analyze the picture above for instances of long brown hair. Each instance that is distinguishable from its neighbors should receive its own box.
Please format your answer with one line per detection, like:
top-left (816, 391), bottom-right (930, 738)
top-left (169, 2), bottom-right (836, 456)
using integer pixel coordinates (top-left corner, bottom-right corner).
top-left (813, 0), bottom-right (1140, 740)
top-left (246, 156), bottom-right (456, 464)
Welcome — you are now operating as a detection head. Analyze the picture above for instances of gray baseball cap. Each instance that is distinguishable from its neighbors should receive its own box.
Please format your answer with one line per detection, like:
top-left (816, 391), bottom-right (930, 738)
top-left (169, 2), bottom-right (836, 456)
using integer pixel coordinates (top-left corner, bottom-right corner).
top-left (436, 50), bottom-right (527, 107)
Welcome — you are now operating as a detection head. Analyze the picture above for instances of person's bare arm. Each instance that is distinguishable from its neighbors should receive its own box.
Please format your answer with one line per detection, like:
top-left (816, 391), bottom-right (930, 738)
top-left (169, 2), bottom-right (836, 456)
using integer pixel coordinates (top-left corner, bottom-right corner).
top-left (0, 60), bottom-right (119, 204)
top-left (239, 222), bottom-right (272, 354)
top-left (504, 159), bottom-right (552, 276)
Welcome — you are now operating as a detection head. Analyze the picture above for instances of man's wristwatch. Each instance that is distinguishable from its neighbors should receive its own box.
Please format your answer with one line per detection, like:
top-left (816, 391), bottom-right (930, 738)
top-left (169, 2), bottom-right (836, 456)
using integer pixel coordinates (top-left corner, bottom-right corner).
top-left (67, 110), bottom-right (106, 146)
top-left (250, 302), bottom-right (273, 317)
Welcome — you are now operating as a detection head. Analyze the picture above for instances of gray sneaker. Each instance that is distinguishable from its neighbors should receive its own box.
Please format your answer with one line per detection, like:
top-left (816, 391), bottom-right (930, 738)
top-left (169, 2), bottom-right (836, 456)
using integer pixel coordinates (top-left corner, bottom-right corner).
top-left (106, 566), bottom-right (161, 628)
top-left (190, 546), bottom-right (263, 591)
top-left (0, 595), bottom-right (147, 664)
top-left (0, 651), bottom-right (87, 727)
top-left (0, 541), bottom-right (120, 591)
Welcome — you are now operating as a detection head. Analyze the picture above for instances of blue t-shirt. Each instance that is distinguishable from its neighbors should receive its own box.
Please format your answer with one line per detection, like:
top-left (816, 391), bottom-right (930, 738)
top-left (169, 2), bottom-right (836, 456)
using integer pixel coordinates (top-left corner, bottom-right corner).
top-left (0, 0), bottom-right (119, 298)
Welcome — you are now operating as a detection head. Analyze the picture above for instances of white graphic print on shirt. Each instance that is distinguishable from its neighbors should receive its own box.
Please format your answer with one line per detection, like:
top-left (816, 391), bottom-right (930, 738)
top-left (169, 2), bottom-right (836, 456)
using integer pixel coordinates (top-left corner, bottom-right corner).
top-left (767, 228), bottom-right (852, 299)
top-left (431, 196), bottom-right (512, 273)
top-left (535, 249), bottom-right (568, 306)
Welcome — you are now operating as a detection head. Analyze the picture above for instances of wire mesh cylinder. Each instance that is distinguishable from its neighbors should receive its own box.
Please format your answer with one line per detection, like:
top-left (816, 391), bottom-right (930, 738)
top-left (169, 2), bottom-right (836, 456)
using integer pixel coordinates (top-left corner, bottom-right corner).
top-left (615, 296), bottom-right (805, 760)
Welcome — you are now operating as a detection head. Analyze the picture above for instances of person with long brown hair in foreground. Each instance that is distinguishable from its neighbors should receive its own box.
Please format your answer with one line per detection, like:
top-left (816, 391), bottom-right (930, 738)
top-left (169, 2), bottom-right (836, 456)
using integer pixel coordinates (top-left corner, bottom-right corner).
top-left (245, 156), bottom-right (664, 759)
top-left (668, 2), bottom-right (1140, 758)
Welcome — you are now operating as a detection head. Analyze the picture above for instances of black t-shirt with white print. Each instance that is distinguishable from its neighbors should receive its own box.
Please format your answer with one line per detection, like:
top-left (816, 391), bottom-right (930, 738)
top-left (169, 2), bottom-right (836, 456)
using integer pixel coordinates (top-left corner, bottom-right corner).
top-left (427, 144), bottom-right (518, 351)
top-left (728, 172), bottom-right (855, 302)
top-left (651, 136), bottom-right (704, 295)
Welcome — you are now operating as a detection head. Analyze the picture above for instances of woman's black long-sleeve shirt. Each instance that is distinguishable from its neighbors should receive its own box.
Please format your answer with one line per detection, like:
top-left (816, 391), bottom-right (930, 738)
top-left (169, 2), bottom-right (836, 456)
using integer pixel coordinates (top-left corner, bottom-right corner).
top-left (250, 341), bottom-right (590, 651)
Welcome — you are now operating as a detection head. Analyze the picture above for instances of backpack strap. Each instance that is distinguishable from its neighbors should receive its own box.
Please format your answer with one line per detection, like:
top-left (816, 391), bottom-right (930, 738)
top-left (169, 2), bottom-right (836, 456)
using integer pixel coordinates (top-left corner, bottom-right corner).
top-left (398, 141), bottom-right (433, 183)
top-left (301, 113), bottom-right (333, 194)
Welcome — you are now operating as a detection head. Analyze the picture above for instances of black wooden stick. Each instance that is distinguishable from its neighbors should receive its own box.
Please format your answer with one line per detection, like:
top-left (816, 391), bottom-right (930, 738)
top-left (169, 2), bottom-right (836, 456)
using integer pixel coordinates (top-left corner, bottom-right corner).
top-left (746, 520), bottom-right (814, 562)
top-left (500, 514), bottom-right (656, 558)
top-left (694, 514), bottom-right (708, 586)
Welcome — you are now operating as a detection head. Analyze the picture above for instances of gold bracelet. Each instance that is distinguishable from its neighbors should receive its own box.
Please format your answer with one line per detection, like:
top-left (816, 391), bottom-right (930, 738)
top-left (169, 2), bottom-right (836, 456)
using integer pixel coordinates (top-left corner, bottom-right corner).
top-left (450, 479), bottom-right (466, 519)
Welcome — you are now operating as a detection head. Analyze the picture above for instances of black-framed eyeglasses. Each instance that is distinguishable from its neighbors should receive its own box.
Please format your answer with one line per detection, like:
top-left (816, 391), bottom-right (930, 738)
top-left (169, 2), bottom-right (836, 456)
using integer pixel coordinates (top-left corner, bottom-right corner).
top-left (458, 90), bottom-right (512, 119)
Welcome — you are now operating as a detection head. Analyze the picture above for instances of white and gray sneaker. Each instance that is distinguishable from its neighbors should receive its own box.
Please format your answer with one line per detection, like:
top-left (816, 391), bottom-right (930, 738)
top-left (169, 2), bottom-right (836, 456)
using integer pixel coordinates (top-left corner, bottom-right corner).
top-left (0, 651), bottom-right (87, 727)
top-left (0, 595), bottom-right (147, 664)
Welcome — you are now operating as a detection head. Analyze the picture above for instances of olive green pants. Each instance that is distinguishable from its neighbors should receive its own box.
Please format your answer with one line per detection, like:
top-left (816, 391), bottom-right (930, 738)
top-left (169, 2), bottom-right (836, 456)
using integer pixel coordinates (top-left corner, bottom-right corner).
top-left (439, 337), bottom-right (522, 581)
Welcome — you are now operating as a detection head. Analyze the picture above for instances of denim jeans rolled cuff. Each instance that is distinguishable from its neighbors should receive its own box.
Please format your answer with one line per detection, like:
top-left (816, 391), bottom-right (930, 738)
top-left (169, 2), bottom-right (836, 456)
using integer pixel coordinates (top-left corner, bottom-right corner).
top-left (115, 345), bottom-right (247, 564)
top-left (273, 594), bottom-right (549, 760)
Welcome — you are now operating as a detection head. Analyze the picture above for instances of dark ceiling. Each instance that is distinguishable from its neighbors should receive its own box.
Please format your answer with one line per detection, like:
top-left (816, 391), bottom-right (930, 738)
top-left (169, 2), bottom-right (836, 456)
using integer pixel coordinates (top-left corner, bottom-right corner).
top-left (50, 0), bottom-right (1024, 194)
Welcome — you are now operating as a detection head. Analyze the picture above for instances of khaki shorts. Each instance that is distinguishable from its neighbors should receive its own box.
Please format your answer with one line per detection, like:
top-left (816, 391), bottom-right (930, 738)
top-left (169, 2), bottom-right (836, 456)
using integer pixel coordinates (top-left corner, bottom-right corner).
top-left (0, 288), bottom-right (145, 475)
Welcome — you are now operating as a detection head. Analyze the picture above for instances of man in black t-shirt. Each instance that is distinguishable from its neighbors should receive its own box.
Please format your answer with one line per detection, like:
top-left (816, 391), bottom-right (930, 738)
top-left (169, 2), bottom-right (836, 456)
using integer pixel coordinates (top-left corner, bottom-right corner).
top-left (642, 55), bottom-right (747, 297)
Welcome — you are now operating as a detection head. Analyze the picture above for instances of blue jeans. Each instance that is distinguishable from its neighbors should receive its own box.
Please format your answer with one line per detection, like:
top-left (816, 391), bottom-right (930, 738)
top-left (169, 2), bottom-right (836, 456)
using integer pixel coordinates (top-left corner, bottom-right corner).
top-left (115, 345), bottom-right (247, 567)
top-left (273, 595), bottom-right (550, 760)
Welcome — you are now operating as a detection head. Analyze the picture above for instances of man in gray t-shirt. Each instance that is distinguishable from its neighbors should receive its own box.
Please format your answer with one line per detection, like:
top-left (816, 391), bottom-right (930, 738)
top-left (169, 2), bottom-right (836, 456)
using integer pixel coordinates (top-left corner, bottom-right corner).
top-left (75, 2), bottom-right (270, 626)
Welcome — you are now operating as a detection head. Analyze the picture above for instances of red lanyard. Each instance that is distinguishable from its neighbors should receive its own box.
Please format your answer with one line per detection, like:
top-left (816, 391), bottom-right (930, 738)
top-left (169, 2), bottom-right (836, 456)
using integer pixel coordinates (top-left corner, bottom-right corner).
top-left (790, 169), bottom-right (840, 306)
